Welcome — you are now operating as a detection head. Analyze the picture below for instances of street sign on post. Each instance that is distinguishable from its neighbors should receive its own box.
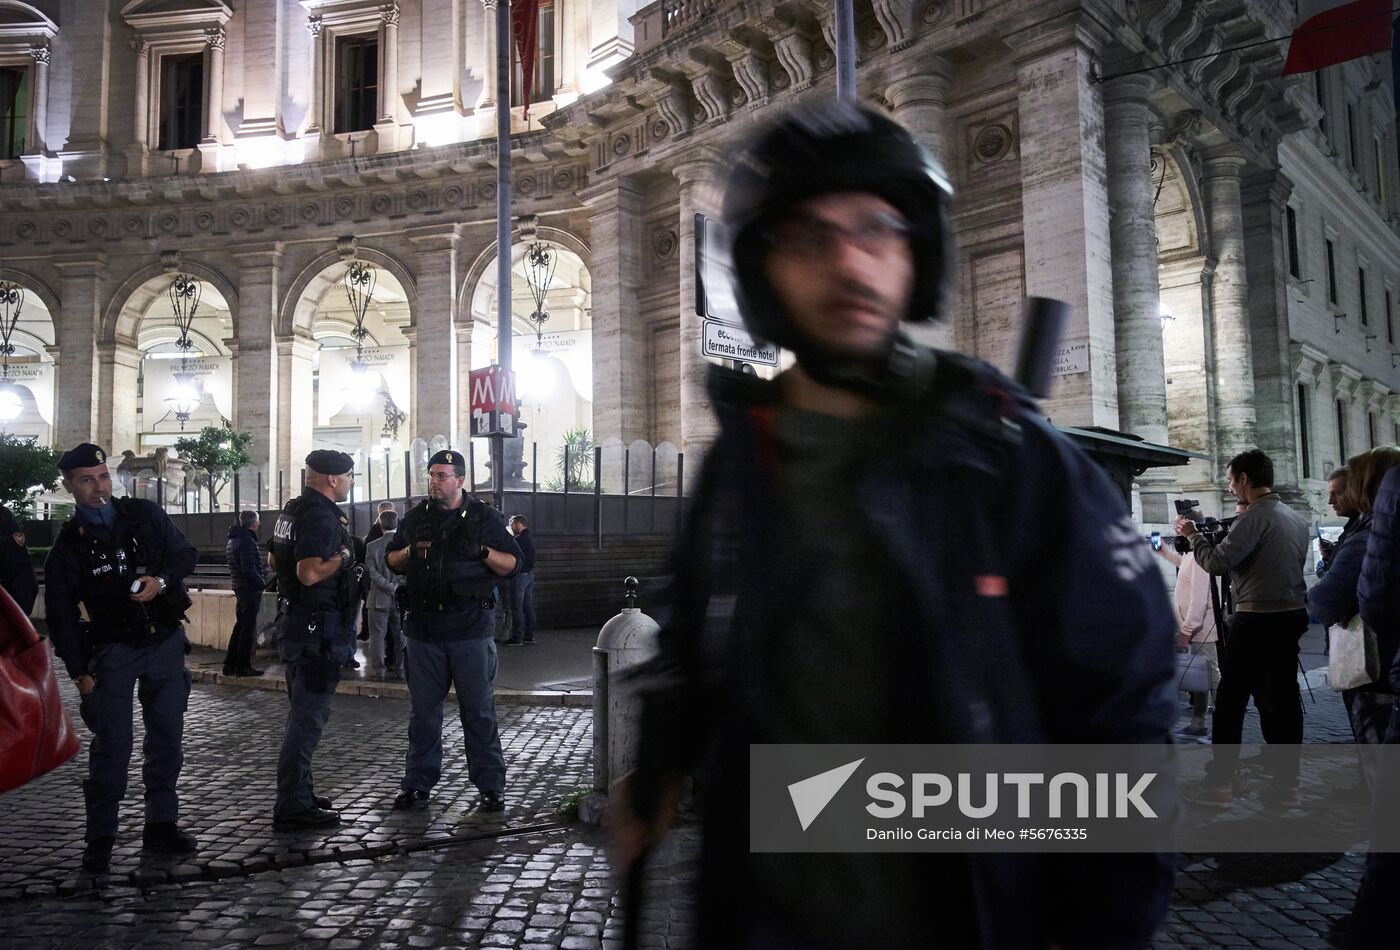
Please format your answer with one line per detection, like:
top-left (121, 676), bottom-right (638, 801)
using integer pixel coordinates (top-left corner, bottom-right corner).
top-left (695, 213), bottom-right (742, 326)
top-left (702, 320), bottom-right (779, 366)
top-left (469, 365), bottom-right (520, 438)
top-left (695, 212), bottom-right (782, 368)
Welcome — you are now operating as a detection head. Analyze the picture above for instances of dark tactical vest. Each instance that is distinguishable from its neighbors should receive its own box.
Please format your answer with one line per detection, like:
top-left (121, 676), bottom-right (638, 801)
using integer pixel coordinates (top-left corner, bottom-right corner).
top-left (59, 499), bottom-right (189, 646)
top-left (270, 491), bottom-right (360, 620)
top-left (404, 498), bottom-right (497, 613)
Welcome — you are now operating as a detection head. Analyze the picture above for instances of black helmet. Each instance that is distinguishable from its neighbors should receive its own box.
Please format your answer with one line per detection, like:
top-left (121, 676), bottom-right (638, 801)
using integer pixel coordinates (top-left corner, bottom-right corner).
top-left (720, 100), bottom-right (954, 353)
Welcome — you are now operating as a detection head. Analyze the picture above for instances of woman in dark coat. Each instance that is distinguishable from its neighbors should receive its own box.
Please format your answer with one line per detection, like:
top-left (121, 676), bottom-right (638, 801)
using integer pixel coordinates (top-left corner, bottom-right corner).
top-left (0, 505), bottom-right (37, 615)
top-left (1348, 456), bottom-right (1400, 947)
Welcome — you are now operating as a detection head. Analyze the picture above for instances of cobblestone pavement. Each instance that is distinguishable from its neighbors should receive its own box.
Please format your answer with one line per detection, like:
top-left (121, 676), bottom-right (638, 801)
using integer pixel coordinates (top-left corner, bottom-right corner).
top-left (0, 625), bottom-right (1377, 948)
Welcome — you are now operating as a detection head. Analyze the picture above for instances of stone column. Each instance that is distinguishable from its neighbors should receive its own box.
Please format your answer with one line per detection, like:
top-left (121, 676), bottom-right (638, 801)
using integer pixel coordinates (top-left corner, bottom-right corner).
top-left (377, 3), bottom-right (401, 145)
top-left (884, 64), bottom-right (952, 166)
top-left (52, 259), bottom-right (105, 451)
top-left (1103, 75), bottom-right (1167, 445)
top-left (25, 43), bottom-right (49, 156)
top-left (131, 39), bottom-right (149, 148)
top-left (122, 38), bottom-right (150, 177)
top-left (582, 177), bottom-right (649, 445)
top-left (674, 154), bottom-right (724, 480)
top-left (1242, 166), bottom-right (1304, 503)
top-left (199, 27), bottom-right (226, 173)
top-left (453, 318), bottom-right (473, 453)
top-left (557, 0), bottom-right (579, 98)
top-left (1011, 21), bottom-right (1118, 428)
top-left (306, 17), bottom-right (325, 137)
top-left (276, 333), bottom-right (317, 491)
top-left (96, 342), bottom-right (141, 456)
top-left (408, 226), bottom-right (462, 446)
top-left (234, 249), bottom-right (282, 497)
top-left (1203, 147), bottom-right (1257, 466)
top-left (478, 0), bottom-right (498, 112)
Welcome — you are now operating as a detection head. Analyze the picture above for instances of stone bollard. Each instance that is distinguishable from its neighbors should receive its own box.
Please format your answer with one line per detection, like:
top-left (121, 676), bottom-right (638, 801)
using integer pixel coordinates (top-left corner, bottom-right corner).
top-left (580, 576), bottom-right (660, 826)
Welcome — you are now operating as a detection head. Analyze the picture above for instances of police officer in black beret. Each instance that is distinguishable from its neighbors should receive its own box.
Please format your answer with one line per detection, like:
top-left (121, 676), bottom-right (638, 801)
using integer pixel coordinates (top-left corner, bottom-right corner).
top-left (269, 449), bottom-right (362, 830)
top-left (386, 449), bottom-right (521, 812)
top-left (43, 443), bottom-right (200, 873)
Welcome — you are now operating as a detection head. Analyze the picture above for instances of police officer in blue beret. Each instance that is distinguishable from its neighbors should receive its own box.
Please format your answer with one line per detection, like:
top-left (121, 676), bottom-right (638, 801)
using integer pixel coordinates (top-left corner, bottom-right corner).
top-left (269, 449), bottom-right (362, 830)
top-left (385, 449), bottom-right (521, 813)
top-left (44, 443), bottom-right (200, 873)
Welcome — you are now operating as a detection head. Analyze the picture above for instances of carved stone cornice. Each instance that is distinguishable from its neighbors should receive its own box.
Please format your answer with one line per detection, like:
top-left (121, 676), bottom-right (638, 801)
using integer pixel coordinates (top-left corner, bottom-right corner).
top-left (0, 138), bottom-right (589, 253)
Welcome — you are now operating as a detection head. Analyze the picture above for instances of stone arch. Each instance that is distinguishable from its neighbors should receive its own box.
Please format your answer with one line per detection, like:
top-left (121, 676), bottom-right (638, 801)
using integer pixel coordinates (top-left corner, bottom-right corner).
top-left (102, 259), bottom-right (240, 345)
top-left (459, 226), bottom-right (594, 491)
top-left (1152, 146), bottom-right (1206, 260)
top-left (0, 266), bottom-right (60, 319)
top-left (280, 244), bottom-right (419, 337)
top-left (457, 226), bottom-right (592, 324)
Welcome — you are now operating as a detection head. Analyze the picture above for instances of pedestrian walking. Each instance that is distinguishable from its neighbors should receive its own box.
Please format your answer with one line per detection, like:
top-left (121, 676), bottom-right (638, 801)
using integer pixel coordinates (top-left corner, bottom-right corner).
top-left (386, 449), bottom-right (521, 813)
top-left (269, 450), bottom-right (362, 830)
top-left (504, 515), bottom-right (536, 645)
top-left (0, 504), bottom-right (37, 615)
top-left (224, 509), bottom-right (269, 676)
top-left (364, 509), bottom-right (406, 678)
top-left (44, 443), bottom-right (200, 873)
top-left (610, 102), bottom-right (1177, 949)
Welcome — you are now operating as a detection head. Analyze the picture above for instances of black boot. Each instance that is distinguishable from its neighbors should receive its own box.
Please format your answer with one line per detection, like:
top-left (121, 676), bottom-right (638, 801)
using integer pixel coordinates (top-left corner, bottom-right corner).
top-left (82, 836), bottom-right (115, 873)
top-left (142, 822), bottom-right (198, 854)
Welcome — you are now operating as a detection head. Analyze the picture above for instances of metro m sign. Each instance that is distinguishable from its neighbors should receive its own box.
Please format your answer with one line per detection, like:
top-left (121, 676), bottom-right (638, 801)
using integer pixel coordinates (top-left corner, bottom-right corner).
top-left (468, 365), bottom-right (519, 438)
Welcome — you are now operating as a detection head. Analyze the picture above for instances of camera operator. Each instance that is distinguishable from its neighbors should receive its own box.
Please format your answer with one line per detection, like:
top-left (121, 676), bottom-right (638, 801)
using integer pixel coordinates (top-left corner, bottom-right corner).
top-left (1174, 449), bottom-right (1310, 806)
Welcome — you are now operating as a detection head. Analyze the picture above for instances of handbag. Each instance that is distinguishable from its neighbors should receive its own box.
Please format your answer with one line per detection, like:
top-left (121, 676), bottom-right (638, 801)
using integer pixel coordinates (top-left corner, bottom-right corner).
top-left (1328, 614), bottom-right (1380, 691)
top-left (0, 585), bottom-right (80, 793)
top-left (1175, 648), bottom-right (1210, 694)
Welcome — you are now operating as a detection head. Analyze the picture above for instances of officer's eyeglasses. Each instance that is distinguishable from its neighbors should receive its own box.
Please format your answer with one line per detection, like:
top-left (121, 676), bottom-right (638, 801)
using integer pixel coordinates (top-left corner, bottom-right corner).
top-left (765, 211), bottom-right (912, 261)
top-left (428, 472), bottom-right (462, 482)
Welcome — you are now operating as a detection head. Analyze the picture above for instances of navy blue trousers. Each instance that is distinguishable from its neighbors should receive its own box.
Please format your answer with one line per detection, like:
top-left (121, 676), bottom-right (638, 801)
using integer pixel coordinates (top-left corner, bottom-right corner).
top-left (402, 611), bottom-right (505, 798)
top-left (275, 613), bottom-right (351, 816)
top-left (77, 629), bottom-right (191, 841)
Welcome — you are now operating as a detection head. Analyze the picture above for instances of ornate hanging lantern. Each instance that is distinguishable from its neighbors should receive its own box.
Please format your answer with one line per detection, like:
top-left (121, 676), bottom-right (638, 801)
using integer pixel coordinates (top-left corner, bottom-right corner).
top-left (164, 272), bottom-right (204, 430)
top-left (0, 277), bottom-right (25, 423)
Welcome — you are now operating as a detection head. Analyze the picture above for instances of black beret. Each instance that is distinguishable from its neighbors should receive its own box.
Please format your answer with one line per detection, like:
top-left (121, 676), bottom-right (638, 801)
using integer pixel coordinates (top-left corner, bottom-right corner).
top-left (305, 449), bottom-right (355, 476)
top-left (58, 443), bottom-right (109, 473)
top-left (428, 449), bottom-right (466, 474)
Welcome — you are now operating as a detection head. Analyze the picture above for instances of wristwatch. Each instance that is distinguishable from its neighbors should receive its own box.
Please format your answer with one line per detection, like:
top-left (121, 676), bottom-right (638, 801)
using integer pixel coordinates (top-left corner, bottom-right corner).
top-left (478, 545), bottom-right (490, 562)
top-left (156, 576), bottom-right (168, 594)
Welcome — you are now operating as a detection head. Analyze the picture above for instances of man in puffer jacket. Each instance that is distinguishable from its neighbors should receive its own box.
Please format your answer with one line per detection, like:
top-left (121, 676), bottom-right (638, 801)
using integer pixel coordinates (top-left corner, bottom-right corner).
top-left (1349, 460), bottom-right (1400, 948)
top-left (225, 510), bottom-right (270, 676)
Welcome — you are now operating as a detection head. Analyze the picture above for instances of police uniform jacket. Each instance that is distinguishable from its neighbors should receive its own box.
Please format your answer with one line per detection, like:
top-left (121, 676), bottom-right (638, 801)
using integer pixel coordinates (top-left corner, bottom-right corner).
top-left (44, 498), bottom-right (198, 680)
top-left (632, 354), bottom-right (1178, 950)
top-left (387, 491), bottom-right (521, 641)
top-left (270, 488), bottom-right (356, 632)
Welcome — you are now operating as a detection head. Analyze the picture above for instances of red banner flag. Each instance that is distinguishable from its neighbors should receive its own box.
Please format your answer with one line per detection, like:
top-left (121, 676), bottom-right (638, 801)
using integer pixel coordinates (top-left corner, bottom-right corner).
top-left (1282, 0), bottom-right (1393, 76)
top-left (512, 0), bottom-right (542, 119)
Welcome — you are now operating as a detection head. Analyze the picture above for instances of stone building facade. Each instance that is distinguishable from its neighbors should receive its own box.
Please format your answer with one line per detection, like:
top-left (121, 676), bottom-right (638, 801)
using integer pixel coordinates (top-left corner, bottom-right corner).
top-left (0, 0), bottom-right (1395, 522)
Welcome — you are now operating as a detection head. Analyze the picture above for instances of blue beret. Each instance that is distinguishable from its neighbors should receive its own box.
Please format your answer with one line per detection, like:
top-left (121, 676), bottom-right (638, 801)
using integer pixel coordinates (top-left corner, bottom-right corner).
top-left (305, 449), bottom-right (354, 476)
top-left (58, 443), bottom-right (109, 473)
top-left (428, 449), bottom-right (466, 474)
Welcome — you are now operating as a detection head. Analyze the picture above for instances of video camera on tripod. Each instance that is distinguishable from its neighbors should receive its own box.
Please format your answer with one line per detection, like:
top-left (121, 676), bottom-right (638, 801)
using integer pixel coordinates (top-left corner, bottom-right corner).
top-left (1173, 498), bottom-right (1234, 554)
